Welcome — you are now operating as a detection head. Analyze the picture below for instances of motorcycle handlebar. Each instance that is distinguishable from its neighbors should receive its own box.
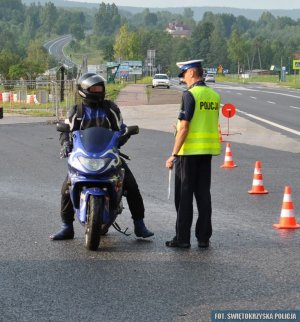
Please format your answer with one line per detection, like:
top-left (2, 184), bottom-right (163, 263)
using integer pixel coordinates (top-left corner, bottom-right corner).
top-left (118, 125), bottom-right (139, 147)
top-left (126, 125), bottom-right (139, 136)
top-left (56, 123), bottom-right (139, 138)
top-left (56, 122), bottom-right (70, 132)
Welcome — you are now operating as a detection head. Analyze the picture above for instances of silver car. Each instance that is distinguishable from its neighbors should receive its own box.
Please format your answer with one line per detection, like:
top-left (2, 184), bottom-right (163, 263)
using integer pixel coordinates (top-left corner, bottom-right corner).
top-left (205, 74), bottom-right (215, 83)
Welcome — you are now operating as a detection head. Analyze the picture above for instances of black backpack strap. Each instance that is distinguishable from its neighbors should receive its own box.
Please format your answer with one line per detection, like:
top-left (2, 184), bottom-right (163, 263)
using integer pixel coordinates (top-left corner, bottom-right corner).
top-left (76, 102), bottom-right (83, 121)
top-left (103, 100), bottom-right (120, 131)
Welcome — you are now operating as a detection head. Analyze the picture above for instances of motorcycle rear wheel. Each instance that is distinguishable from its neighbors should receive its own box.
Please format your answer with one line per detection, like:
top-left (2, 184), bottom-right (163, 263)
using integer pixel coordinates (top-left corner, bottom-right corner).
top-left (85, 195), bottom-right (104, 251)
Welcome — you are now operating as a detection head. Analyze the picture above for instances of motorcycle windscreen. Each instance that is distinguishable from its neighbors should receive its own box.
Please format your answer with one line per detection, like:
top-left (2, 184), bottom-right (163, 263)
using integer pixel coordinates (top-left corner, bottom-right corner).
top-left (79, 127), bottom-right (118, 153)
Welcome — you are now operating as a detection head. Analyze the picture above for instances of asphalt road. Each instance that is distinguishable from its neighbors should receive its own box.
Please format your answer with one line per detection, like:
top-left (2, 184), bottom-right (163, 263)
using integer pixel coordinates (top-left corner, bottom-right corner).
top-left (170, 79), bottom-right (300, 139)
top-left (43, 35), bottom-right (75, 68)
top-left (0, 85), bottom-right (300, 321)
top-left (214, 82), bottom-right (300, 139)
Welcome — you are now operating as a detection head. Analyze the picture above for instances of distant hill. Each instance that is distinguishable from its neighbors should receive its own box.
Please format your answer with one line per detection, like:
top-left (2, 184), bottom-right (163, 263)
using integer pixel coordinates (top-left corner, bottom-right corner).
top-left (21, 0), bottom-right (300, 21)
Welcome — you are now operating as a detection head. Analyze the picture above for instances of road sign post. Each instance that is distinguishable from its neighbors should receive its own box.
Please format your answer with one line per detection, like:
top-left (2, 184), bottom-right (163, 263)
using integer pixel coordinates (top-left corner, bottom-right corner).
top-left (222, 103), bottom-right (236, 135)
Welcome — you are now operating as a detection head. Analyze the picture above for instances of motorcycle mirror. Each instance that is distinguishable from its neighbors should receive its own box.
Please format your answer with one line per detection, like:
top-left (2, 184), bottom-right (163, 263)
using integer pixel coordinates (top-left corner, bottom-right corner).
top-left (56, 122), bottom-right (70, 132)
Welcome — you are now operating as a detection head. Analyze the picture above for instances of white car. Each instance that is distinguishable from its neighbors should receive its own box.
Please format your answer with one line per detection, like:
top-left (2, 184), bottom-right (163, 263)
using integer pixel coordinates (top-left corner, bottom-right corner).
top-left (152, 74), bottom-right (170, 88)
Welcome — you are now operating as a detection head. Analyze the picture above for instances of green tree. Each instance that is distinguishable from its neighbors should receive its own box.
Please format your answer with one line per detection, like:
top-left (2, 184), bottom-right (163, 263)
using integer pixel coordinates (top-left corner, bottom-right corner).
top-left (169, 37), bottom-right (191, 74)
top-left (103, 42), bottom-right (115, 62)
top-left (93, 2), bottom-right (121, 36)
top-left (227, 29), bottom-right (247, 74)
top-left (138, 29), bottom-right (173, 74)
top-left (0, 0), bottom-right (24, 23)
top-left (8, 62), bottom-right (29, 80)
top-left (233, 15), bottom-right (255, 34)
top-left (183, 8), bottom-right (194, 19)
top-left (191, 21), bottom-right (214, 63)
top-left (217, 13), bottom-right (236, 38)
top-left (207, 24), bottom-right (229, 68)
top-left (257, 12), bottom-right (276, 28)
top-left (25, 40), bottom-right (49, 75)
top-left (26, 40), bottom-right (48, 63)
top-left (0, 50), bottom-right (21, 79)
top-left (114, 24), bottom-right (140, 61)
top-left (41, 2), bottom-right (58, 36)
top-left (0, 22), bottom-right (19, 53)
top-left (23, 3), bottom-right (42, 40)
top-left (144, 10), bottom-right (158, 26)
top-left (70, 24), bottom-right (85, 41)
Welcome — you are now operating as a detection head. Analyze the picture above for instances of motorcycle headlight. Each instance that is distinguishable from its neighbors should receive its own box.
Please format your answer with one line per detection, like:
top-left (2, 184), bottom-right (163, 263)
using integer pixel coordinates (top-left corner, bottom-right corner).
top-left (78, 156), bottom-right (106, 171)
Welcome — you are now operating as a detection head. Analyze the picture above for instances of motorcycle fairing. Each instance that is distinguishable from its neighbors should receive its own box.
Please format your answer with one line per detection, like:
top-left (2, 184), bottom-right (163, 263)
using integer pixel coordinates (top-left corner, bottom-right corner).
top-left (69, 127), bottom-right (121, 175)
top-left (76, 187), bottom-right (107, 224)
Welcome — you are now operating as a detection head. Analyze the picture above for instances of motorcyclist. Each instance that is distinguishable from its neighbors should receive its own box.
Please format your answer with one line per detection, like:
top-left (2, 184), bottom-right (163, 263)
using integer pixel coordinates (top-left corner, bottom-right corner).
top-left (50, 73), bottom-right (154, 240)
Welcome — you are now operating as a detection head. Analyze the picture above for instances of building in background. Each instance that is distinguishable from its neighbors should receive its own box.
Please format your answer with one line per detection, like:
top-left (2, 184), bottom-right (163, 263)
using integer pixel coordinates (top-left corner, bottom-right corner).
top-left (166, 21), bottom-right (192, 38)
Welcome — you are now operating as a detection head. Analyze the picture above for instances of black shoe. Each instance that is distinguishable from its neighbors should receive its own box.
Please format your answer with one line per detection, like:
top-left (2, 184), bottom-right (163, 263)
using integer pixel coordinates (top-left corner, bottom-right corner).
top-left (198, 241), bottom-right (210, 248)
top-left (100, 225), bottom-right (109, 236)
top-left (50, 224), bottom-right (74, 240)
top-left (166, 238), bottom-right (191, 249)
top-left (134, 220), bottom-right (154, 238)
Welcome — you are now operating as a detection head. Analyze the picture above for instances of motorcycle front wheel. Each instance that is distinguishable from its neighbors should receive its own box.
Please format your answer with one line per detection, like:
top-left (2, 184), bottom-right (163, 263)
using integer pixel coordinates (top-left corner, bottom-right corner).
top-left (85, 195), bottom-right (104, 251)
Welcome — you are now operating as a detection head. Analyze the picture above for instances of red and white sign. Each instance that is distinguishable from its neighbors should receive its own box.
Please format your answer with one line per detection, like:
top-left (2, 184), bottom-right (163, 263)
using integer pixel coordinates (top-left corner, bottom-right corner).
top-left (222, 103), bottom-right (236, 118)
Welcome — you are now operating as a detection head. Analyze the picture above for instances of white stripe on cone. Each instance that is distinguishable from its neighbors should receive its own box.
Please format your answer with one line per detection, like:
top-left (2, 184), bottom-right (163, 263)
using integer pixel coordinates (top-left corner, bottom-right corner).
top-left (252, 179), bottom-right (264, 186)
top-left (283, 194), bottom-right (292, 202)
top-left (280, 209), bottom-right (295, 217)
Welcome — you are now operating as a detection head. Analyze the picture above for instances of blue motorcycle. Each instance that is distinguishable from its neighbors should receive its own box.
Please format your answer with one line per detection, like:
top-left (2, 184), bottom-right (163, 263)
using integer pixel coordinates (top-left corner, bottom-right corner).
top-left (57, 123), bottom-right (139, 251)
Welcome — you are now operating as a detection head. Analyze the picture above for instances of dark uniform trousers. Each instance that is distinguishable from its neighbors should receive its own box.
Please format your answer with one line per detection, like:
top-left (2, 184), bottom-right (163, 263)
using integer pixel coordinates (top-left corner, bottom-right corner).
top-left (174, 154), bottom-right (212, 244)
top-left (60, 161), bottom-right (145, 223)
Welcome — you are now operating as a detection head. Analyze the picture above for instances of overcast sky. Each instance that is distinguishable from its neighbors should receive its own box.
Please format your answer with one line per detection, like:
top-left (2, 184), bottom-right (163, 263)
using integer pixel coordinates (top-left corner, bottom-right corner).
top-left (69, 0), bottom-right (300, 9)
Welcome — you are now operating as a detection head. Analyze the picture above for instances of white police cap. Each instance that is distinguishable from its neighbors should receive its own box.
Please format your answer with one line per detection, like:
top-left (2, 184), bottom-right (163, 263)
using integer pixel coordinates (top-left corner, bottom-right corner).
top-left (176, 59), bottom-right (203, 77)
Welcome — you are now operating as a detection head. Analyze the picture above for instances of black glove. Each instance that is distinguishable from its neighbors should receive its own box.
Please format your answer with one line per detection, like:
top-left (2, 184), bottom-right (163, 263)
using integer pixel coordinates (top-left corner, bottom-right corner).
top-left (118, 135), bottom-right (130, 147)
top-left (60, 141), bottom-right (72, 158)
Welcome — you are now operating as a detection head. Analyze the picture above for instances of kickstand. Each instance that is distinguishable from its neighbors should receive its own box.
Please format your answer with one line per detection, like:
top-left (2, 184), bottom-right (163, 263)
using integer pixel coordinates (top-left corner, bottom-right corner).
top-left (112, 222), bottom-right (131, 236)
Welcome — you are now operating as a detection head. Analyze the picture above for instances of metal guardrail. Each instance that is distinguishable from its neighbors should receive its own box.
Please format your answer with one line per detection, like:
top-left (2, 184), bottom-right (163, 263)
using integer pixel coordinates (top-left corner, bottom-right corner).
top-left (0, 80), bottom-right (76, 118)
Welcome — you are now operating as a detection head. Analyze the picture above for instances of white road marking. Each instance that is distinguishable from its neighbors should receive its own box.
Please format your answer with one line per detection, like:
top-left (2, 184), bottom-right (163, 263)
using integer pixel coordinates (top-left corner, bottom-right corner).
top-left (214, 84), bottom-right (300, 99)
top-left (48, 35), bottom-right (71, 55)
top-left (267, 101), bottom-right (276, 104)
top-left (289, 106), bottom-right (300, 110)
top-left (237, 109), bottom-right (300, 136)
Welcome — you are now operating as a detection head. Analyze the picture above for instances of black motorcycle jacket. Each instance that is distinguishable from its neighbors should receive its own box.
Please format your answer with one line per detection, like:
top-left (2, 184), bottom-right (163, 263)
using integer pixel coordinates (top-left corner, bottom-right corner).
top-left (59, 100), bottom-right (125, 146)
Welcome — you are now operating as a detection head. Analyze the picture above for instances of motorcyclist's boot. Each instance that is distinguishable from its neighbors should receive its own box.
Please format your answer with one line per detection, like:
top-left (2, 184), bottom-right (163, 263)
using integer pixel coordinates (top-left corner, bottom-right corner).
top-left (100, 224), bottom-right (109, 235)
top-left (50, 222), bottom-right (74, 240)
top-left (134, 219), bottom-right (154, 238)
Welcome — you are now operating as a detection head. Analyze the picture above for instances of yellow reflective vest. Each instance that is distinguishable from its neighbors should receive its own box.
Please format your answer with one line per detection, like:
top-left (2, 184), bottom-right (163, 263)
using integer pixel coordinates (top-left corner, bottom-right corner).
top-left (177, 85), bottom-right (221, 156)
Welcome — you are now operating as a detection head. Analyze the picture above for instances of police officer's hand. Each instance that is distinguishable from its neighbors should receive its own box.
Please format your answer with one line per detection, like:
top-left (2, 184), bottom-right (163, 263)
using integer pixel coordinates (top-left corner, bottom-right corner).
top-left (166, 155), bottom-right (177, 170)
top-left (60, 141), bottom-right (72, 158)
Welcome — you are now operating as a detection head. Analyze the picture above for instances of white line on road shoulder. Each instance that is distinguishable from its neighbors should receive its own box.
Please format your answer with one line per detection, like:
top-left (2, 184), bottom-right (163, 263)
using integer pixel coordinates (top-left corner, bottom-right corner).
top-left (237, 109), bottom-right (300, 136)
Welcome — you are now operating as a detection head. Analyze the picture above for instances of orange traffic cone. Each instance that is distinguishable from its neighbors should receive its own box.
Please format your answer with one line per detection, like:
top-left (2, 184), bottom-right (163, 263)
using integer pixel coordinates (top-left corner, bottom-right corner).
top-left (218, 123), bottom-right (223, 142)
top-left (273, 186), bottom-right (300, 229)
top-left (248, 161), bottom-right (268, 194)
top-left (220, 143), bottom-right (237, 168)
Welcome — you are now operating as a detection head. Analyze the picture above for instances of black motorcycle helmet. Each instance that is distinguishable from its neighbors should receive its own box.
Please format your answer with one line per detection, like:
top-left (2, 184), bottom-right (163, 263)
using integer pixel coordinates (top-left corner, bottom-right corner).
top-left (77, 73), bottom-right (106, 105)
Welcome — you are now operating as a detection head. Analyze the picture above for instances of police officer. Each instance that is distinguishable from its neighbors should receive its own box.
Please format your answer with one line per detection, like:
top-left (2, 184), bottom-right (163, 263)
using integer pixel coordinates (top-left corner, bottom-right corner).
top-left (50, 73), bottom-right (154, 240)
top-left (165, 60), bottom-right (221, 249)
